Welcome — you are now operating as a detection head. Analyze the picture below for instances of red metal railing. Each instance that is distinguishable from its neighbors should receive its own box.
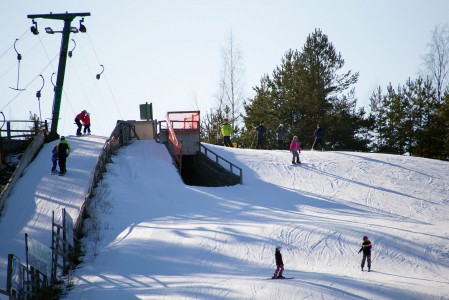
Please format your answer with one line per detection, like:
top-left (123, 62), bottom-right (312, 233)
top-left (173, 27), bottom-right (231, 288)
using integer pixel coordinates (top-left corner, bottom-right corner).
top-left (166, 114), bottom-right (183, 168)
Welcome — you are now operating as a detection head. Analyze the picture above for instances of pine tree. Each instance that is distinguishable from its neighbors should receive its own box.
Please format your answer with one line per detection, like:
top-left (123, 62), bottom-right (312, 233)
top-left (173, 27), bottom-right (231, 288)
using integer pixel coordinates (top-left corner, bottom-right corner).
top-left (245, 29), bottom-right (364, 150)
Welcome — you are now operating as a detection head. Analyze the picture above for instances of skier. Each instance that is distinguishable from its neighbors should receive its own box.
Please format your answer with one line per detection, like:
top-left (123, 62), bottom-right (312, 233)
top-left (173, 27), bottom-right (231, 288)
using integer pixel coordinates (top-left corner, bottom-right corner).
top-left (75, 110), bottom-right (87, 136)
top-left (312, 124), bottom-right (324, 151)
top-left (358, 235), bottom-right (372, 272)
top-left (272, 246), bottom-right (285, 279)
top-left (57, 136), bottom-right (71, 175)
top-left (51, 145), bottom-right (58, 174)
top-left (255, 121), bottom-right (267, 149)
top-left (275, 124), bottom-right (288, 150)
top-left (289, 136), bottom-right (301, 164)
top-left (83, 112), bottom-right (91, 135)
top-left (221, 118), bottom-right (233, 147)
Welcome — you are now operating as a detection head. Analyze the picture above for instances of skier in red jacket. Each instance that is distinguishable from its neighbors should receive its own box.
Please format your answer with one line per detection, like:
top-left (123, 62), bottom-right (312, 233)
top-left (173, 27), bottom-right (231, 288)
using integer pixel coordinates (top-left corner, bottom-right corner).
top-left (75, 110), bottom-right (87, 136)
top-left (83, 112), bottom-right (91, 135)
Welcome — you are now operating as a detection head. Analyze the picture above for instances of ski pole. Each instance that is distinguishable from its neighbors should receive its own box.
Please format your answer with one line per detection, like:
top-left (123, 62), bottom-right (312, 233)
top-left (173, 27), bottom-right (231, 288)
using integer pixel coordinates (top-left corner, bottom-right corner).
top-left (250, 131), bottom-right (257, 148)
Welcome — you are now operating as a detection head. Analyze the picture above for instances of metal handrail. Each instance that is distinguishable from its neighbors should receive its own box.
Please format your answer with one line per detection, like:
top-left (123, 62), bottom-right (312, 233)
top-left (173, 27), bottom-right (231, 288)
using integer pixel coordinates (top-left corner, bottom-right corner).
top-left (199, 143), bottom-right (243, 184)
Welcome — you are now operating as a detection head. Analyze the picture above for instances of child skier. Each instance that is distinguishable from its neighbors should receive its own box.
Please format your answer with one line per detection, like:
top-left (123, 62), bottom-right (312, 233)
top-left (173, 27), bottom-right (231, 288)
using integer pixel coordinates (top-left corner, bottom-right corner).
top-left (358, 235), bottom-right (372, 272)
top-left (51, 145), bottom-right (58, 174)
top-left (83, 112), bottom-right (91, 135)
top-left (289, 136), bottom-right (301, 164)
top-left (272, 246), bottom-right (285, 279)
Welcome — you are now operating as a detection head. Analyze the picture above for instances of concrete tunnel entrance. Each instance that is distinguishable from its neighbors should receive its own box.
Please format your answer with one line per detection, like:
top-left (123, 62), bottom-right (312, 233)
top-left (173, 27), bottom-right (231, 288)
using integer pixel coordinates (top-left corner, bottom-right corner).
top-left (158, 111), bottom-right (242, 187)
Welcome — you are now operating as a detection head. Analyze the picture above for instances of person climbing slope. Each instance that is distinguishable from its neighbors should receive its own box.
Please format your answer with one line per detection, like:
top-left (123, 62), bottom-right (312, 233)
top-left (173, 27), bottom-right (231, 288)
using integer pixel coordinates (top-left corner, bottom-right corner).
top-left (358, 235), bottom-right (372, 272)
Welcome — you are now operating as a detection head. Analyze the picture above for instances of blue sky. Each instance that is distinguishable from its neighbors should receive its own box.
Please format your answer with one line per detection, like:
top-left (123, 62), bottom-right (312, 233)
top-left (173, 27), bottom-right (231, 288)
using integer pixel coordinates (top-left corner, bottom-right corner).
top-left (1, 1), bottom-right (448, 136)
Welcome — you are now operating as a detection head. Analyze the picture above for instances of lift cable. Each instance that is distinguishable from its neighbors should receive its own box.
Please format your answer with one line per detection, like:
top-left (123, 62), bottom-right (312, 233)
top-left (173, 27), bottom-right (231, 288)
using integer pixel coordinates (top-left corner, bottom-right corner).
top-left (1, 52), bottom-right (59, 112)
top-left (0, 27), bottom-right (29, 61)
top-left (86, 32), bottom-right (123, 120)
top-left (37, 34), bottom-right (57, 73)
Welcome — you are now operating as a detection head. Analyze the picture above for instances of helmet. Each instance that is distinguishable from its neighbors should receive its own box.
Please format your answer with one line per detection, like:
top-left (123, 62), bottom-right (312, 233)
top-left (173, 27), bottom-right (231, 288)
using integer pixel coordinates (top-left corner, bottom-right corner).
top-left (223, 117), bottom-right (228, 121)
top-left (275, 246), bottom-right (281, 250)
top-left (279, 124), bottom-right (284, 127)
top-left (293, 136), bottom-right (298, 139)
top-left (82, 110), bottom-right (87, 113)
top-left (60, 136), bottom-right (65, 140)
top-left (363, 236), bottom-right (368, 240)
top-left (86, 112), bottom-right (90, 117)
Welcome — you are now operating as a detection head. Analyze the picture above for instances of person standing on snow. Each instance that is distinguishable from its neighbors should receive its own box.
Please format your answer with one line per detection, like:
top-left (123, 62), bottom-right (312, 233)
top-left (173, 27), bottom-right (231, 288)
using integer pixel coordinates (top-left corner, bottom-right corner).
top-left (358, 235), bottom-right (372, 272)
top-left (75, 110), bottom-right (87, 136)
top-left (290, 135), bottom-right (301, 164)
top-left (275, 124), bottom-right (288, 150)
top-left (83, 112), bottom-right (91, 135)
top-left (312, 124), bottom-right (324, 151)
top-left (255, 121), bottom-right (267, 149)
top-left (51, 145), bottom-right (58, 174)
top-left (221, 118), bottom-right (233, 147)
top-left (57, 136), bottom-right (71, 175)
top-left (272, 246), bottom-right (285, 279)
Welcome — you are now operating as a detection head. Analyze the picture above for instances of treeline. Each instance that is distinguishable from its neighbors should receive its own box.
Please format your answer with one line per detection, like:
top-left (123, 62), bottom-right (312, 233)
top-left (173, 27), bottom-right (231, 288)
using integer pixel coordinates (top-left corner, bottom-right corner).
top-left (370, 78), bottom-right (449, 158)
top-left (201, 28), bottom-right (449, 160)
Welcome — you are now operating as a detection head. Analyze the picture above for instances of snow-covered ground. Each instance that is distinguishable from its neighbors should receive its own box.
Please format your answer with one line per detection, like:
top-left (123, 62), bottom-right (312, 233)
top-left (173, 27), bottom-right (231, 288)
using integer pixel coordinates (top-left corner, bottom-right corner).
top-left (0, 135), bottom-right (108, 299)
top-left (1, 139), bottom-right (449, 299)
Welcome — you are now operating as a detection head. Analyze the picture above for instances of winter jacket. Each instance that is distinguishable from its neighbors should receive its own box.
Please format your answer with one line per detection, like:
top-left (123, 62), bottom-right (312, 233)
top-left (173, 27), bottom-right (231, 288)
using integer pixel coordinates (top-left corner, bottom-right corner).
top-left (255, 124), bottom-right (266, 138)
top-left (275, 127), bottom-right (288, 141)
top-left (275, 250), bottom-right (284, 265)
top-left (221, 123), bottom-right (233, 137)
top-left (76, 111), bottom-right (86, 122)
top-left (359, 240), bottom-right (372, 255)
top-left (290, 140), bottom-right (301, 152)
top-left (51, 147), bottom-right (58, 162)
top-left (314, 127), bottom-right (324, 139)
top-left (58, 139), bottom-right (72, 159)
top-left (83, 115), bottom-right (91, 126)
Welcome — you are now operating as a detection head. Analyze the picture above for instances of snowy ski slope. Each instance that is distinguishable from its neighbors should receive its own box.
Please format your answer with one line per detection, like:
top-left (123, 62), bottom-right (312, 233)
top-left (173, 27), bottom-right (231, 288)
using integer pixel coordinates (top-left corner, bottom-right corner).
top-left (1, 139), bottom-right (449, 299)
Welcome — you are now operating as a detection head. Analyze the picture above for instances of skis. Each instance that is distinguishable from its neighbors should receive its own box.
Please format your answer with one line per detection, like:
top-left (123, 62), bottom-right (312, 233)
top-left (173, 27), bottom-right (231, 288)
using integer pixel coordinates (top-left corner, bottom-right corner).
top-left (268, 277), bottom-right (295, 280)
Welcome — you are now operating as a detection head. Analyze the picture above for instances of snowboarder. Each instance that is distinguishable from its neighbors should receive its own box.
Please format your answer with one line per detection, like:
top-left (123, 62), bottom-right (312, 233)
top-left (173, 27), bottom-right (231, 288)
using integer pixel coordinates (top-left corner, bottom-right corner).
top-left (75, 110), bottom-right (87, 136)
top-left (290, 136), bottom-right (301, 164)
top-left (221, 118), bottom-right (233, 147)
top-left (83, 112), bottom-right (91, 135)
top-left (51, 145), bottom-right (58, 174)
top-left (57, 136), bottom-right (71, 175)
top-left (358, 235), bottom-right (372, 272)
top-left (312, 124), bottom-right (324, 151)
top-left (275, 124), bottom-right (288, 150)
top-left (272, 246), bottom-right (285, 279)
top-left (255, 121), bottom-right (267, 149)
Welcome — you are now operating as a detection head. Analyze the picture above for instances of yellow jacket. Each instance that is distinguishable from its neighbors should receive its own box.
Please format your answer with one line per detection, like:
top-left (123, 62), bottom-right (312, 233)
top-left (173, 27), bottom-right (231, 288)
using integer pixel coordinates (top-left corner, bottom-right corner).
top-left (221, 123), bottom-right (233, 137)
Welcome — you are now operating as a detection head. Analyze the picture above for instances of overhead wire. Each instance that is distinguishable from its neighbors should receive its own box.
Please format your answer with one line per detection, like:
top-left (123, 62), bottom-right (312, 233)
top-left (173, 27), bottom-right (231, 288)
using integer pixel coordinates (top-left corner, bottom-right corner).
top-left (0, 27), bottom-right (29, 61)
top-left (0, 53), bottom-right (59, 112)
top-left (86, 32), bottom-right (123, 120)
top-left (67, 35), bottom-right (108, 134)
top-left (0, 29), bottom-right (38, 81)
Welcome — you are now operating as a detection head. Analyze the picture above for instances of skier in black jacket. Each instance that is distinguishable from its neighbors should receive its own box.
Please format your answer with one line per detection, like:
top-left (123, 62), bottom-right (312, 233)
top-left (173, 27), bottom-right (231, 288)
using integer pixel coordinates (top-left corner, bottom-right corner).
top-left (272, 246), bottom-right (285, 279)
top-left (255, 121), bottom-right (267, 149)
top-left (358, 235), bottom-right (372, 272)
top-left (57, 136), bottom-right (71, 175)
top-left (312, 124), bottom-right (324, 151)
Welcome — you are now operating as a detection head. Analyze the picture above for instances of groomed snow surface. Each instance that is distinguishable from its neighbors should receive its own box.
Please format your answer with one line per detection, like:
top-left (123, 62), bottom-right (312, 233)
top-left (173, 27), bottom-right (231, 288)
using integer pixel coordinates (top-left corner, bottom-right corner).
top-left (2, 138), bottom-right (449, 299)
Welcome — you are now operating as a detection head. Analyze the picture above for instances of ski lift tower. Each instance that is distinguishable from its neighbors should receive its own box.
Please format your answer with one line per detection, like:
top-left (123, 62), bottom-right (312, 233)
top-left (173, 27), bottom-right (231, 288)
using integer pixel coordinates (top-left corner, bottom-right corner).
top-left (27, 12), bottom-right (90, 141)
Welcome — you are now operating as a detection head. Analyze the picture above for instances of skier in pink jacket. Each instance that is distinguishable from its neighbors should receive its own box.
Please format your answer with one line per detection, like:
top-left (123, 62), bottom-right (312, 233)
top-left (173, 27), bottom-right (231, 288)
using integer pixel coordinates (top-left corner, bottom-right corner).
top-left (290, 136), bottom-right (301, 164)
